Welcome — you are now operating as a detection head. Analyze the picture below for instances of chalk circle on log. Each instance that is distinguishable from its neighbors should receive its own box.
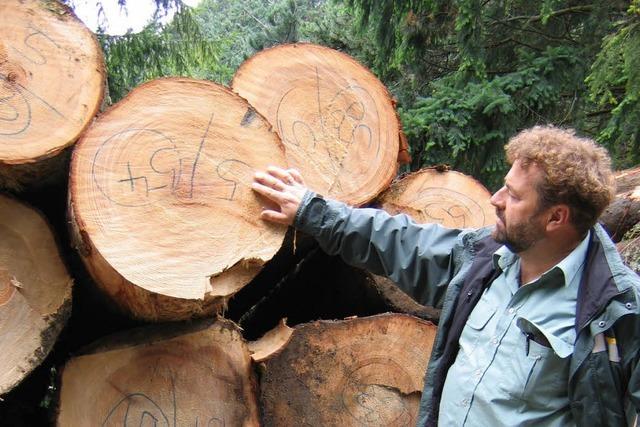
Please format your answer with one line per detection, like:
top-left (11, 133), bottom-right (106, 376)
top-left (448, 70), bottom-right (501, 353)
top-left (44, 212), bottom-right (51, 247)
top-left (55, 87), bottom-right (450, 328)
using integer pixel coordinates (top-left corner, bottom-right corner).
top-left (377, 168), bottom-right (496, 228)
top-left (232, 43), bottom-right (399, 206)
top-left (259, 314), bottom-right (437, 426)
top-left (0, 0), bottom-right (105, 191)
top-left (69, 78), bottom-right (287, 321)
top-left (0, 195), bottom-right (72, 395)
top-left (57, 319), bottom-right (260, 426)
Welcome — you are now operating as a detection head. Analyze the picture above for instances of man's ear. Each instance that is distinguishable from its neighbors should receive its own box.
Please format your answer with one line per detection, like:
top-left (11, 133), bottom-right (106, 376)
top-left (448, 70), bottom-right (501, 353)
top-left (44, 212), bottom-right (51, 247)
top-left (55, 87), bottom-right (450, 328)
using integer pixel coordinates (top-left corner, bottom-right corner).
top-left (546, 204), bottom-right (571, 230)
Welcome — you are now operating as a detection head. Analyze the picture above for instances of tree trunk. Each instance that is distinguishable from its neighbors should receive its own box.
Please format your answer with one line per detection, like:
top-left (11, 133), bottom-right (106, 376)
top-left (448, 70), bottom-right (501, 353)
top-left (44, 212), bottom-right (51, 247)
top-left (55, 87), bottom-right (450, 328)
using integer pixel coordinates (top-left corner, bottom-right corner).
top-left (0, 0), bottom-right (105, 192)
top-left (376, 167), bottom-right (497, 228)
top-left (69, 78), bottom-right (287, 321)
top-left (259, 313), bottom-right (437, 426)
top-left (232, 43), bottom-right (400, 206)
top-left (599, 188), bottom-right (640, 242)
top-left (57, 319), bottom-right (260, 426)
top-left (0, 195), bottom-right (72, 395)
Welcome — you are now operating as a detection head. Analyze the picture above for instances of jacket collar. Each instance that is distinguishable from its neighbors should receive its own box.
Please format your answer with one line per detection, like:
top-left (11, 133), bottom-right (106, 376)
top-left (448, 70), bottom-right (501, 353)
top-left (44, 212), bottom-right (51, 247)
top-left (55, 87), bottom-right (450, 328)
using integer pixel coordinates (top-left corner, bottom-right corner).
top-left (575, 225), bottom-right (626, 332)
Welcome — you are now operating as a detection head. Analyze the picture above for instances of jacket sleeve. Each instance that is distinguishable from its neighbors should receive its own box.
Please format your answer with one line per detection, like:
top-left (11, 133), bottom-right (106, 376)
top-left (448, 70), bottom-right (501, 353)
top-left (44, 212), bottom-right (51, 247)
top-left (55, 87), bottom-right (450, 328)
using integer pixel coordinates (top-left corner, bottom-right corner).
top-left (293, 191), bottom-right (466, 308)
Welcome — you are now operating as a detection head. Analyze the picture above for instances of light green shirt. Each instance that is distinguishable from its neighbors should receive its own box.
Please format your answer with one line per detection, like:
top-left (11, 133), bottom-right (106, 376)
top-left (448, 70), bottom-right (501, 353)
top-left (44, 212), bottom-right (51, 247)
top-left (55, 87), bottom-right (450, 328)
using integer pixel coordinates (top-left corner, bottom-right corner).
top-left (439, 232), bottom-right (591, 426)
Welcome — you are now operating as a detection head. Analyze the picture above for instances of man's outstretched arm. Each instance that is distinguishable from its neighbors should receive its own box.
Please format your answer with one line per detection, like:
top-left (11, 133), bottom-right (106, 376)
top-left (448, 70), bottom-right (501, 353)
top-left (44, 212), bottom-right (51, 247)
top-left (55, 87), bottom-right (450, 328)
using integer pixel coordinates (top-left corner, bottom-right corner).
top-left (251, 166), bottom-right (464, 307)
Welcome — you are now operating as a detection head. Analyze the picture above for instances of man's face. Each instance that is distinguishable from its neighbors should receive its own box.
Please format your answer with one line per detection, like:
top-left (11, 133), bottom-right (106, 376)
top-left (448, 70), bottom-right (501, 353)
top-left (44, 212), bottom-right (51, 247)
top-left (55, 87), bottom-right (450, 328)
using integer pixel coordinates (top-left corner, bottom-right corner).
top-left (490, 160), bottom-right (548, 253)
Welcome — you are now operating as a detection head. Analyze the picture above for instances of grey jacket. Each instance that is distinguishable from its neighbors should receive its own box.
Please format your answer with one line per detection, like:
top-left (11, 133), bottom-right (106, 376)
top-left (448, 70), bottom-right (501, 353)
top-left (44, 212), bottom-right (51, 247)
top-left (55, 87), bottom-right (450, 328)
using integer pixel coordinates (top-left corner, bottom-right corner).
top-left (294, 192), bottom-right (640, 426)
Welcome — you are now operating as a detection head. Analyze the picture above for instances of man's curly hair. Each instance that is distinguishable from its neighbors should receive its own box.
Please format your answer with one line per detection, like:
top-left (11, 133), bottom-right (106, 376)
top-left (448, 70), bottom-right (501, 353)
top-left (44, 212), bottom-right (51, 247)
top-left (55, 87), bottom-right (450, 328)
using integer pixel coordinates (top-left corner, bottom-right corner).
top-left (505, 126), bottom-right (616, 235)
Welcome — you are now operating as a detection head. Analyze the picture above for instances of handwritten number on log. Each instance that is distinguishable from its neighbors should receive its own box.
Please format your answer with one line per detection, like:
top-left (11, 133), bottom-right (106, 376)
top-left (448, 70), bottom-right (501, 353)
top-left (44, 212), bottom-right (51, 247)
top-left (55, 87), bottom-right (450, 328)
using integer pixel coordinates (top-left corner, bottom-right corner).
top-left (12, 25), bottom-right (61, 65)
top-left (0, 75), bottom-right (32, 135)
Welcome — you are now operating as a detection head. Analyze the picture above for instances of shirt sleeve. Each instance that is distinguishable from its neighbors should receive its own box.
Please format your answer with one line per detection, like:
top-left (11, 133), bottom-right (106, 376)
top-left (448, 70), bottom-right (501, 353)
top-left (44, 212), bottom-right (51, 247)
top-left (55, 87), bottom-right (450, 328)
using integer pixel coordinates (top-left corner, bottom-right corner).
top-left (293, 191), bottom-right (465, 308)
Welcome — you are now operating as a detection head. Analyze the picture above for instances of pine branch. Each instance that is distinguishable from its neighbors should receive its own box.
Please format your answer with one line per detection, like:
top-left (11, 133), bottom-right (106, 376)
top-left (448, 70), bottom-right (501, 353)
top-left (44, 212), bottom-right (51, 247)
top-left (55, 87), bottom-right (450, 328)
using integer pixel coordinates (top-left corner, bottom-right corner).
top-left (496, 5), bottom-right (594, 25)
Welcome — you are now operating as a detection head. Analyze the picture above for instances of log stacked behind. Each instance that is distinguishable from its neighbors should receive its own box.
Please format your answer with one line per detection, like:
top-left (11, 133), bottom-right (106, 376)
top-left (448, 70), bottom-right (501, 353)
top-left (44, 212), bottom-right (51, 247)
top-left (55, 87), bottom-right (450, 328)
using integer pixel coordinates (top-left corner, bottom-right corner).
top-left (0, 195), bottom-right (72, 395)
top-left (600, 167), bottom-right (640, 242)
top-left (258, 314), bottom-right (437, 426)
top-left (0, 0), bottom-right (104, 192)
top-left (57, 319), bottom-right (260, 426)
top-left (377, 167), bottom-right (496, 228)
top-left (232, 43), bottom-right (400, 206)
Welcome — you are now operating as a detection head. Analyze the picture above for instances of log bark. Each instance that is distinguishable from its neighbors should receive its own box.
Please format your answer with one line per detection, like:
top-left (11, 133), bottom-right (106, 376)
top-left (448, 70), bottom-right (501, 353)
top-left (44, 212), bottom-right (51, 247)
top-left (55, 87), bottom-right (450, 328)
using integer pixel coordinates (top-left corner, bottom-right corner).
top-left (57, 319), bottom-right (260, 426)
top-left (600, 187), bottom-right (640, 242)
top-left (376, 167), bottom-right (497, 228)
top-left (368, 274), bottom-right (441, 322)
top-left (259, 314), bottom-right (437, 426)
top-left (69, 78), bottom-right (287, 321)
top-left (232, 43), bottom-right (400, 205)
top-left (0, 195), bottom-right (72, 395)
top-left (618, 224), bottom-right (640, 275)
top-left (614, 166), bottom-right (640, 194)
top-left (0, 0), bottom-right (105, 192)
top-left (619, 236), bottom-right (640, 275)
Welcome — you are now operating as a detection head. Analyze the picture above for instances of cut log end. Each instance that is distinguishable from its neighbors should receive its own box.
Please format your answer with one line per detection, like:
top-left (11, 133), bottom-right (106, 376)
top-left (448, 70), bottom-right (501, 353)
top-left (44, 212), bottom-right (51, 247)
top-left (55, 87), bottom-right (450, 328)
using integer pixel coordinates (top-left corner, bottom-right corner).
top-left (69, 78), bottom-right (287, 321)
top-left (57, 319), bottom-right (260, 426)
top-left (0, 195), bottom-right (72, 395)
top-left (232, 43), bottom-right (399, 206)
top-left (378, 168), bottom-right (496, 228)
top-left (0, 0), bottom-right (104, 191)
top-left (260, 314), bottom-right (436, 426)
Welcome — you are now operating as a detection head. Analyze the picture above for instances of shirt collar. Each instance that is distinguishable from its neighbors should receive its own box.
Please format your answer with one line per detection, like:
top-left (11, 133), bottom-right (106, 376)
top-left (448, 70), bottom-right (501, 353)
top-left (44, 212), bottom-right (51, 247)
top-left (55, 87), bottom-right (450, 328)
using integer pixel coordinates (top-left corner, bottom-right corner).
top-left (551, 230), bottom-right (590, 287)
top-left (492, 230), bottom-right (591, 287)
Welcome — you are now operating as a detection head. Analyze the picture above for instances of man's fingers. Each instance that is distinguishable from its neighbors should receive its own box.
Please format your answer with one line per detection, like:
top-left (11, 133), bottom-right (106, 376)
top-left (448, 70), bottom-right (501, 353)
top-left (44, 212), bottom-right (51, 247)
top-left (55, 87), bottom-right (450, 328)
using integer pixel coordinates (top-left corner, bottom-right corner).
top-left (251, 181), bottom-right (286, 203)
top-left (267, 166), bottom-right (296, 185)
top-left (288, 169), bottom-right (304, 185)
top-left (260, 210), bottom-right (289, 224)
top-left (254, 171), bottom-right (286, 190)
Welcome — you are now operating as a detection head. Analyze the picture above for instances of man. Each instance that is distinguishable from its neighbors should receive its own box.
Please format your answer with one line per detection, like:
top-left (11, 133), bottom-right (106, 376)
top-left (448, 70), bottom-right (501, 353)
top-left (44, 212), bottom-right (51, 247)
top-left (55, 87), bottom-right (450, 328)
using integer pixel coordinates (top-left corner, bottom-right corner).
top-left (251, 126), bottom-right (640, 426)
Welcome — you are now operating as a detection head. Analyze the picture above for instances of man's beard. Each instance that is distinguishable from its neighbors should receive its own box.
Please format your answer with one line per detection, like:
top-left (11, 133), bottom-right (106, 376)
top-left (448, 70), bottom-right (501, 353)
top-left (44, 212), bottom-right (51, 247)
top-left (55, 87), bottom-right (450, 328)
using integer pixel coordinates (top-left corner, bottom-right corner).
top-left (492, 211), bottom-right (545, 253)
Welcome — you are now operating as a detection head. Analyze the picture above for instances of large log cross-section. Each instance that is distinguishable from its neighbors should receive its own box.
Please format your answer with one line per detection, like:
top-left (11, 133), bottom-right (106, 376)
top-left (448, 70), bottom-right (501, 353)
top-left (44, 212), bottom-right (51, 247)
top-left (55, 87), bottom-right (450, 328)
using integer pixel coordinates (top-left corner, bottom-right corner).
top-left (69, 78), bottom-right (287, 321)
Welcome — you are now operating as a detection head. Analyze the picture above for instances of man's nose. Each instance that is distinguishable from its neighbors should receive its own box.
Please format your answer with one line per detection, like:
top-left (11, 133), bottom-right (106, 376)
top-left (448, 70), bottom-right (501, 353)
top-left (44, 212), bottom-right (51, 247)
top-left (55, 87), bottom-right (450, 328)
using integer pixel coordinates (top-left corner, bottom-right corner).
top-left (490, 186), bottom-right (506, 208)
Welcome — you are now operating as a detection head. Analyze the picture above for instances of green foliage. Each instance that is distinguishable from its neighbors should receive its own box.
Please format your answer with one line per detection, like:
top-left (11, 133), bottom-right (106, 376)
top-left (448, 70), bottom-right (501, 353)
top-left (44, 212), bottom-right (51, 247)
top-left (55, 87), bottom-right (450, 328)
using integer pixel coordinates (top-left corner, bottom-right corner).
top-left (346, 0), bottom-right (633, 189)
top-left (586, 2), bottom-right (640, 168)
top-left (100, 8), bottom-right (227, 103)
top-left (402, 46), bottom-right (580, 188)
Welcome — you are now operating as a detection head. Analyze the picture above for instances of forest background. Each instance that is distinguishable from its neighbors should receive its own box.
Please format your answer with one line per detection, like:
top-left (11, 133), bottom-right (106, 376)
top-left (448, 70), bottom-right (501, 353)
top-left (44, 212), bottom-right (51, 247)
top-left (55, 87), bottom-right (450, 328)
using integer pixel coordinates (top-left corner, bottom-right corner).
top-left (73, 0), bottom-right (640, 190)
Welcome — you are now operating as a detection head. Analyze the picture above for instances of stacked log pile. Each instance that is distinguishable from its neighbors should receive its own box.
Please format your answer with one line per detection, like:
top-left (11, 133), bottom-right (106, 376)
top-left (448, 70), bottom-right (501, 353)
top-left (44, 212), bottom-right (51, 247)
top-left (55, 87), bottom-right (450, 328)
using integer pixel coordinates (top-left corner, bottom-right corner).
top-left (0, 1), bottom-right (637, 425)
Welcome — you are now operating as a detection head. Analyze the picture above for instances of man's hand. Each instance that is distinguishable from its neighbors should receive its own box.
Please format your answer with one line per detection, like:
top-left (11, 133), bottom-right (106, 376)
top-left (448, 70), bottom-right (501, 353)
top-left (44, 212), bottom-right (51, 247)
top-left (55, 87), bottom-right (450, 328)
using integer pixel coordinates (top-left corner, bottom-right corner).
top-left (252, 166), bottom-right (307, 225)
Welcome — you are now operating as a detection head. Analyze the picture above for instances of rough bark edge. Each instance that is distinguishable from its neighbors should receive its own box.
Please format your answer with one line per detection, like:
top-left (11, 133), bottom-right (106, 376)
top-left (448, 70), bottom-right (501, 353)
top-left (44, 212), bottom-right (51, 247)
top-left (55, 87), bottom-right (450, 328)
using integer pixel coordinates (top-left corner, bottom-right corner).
top-left (67, 196), bottom-right (226, 322)
top-left (599, 189), bottom-right (640, 243)
top-left (0, 289), bottom-right (72, 397)
top-left (248, 319), bottom-right (294, 363)
top-left (70, 316), bottom-right (238, 357)
top-left (231, 42), bottom-right (399, 206)
top-left (0, 193), bottom-right (74, 394)
top-left (367, 274), bottom-right (440, 323)
top-left (618, 224), bottom-right (640, 275)
top-left (291, 312), bottom-right (436, 337)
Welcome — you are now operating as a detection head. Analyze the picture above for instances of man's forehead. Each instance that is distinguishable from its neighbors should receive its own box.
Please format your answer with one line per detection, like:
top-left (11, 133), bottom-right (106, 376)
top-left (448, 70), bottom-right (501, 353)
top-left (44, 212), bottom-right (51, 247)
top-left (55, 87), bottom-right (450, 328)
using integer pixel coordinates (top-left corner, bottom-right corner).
top-left (506, 159), bottom-right (542, 185)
